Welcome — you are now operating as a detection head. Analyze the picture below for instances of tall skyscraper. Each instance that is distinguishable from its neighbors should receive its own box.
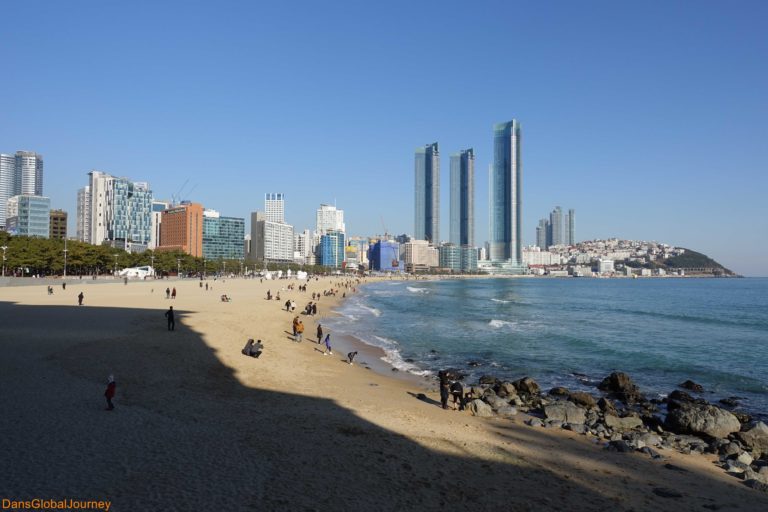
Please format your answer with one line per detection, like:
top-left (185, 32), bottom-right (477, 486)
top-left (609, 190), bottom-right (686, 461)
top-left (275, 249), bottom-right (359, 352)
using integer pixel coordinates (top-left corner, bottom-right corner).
top-left (265, 193), bottom-right (285, 223)
top-left (566, 208), bottom-right (575, 245)
top-left (0, 154), bottom-right (15, 228)
top-left (488, 120), bottom-right (523, 267)
top-left (414, 142), bottom-right (440, 244)
top-left (15, 151), bottom-right (43, 196)
top-left (315, 204), bottom-right (345, 236)
top-left (76, 186), bottom-right (92, 242)
top-left (449, 148), bottom-right (475, 248)
top-left (536, 218), bottom-right (549, 249)
top-left (549, 206), bottom-right (563, 246)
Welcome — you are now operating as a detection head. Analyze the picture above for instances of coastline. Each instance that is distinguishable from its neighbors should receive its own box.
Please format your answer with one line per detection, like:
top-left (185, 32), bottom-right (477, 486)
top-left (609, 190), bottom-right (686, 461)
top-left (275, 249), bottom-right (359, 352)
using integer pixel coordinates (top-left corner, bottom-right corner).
top-left (1, 276), bottom-right (766, 510)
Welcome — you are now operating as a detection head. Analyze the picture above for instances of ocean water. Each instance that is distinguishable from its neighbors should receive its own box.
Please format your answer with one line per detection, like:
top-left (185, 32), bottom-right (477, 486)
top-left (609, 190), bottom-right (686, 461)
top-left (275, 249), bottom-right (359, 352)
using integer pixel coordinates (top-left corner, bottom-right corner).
top-left (325, 277), bottom-right (768, 418)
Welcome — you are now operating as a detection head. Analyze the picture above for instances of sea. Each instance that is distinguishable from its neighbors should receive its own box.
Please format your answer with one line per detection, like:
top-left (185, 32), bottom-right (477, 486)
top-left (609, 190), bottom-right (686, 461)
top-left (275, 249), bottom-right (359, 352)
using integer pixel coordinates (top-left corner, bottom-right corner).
top-left (325, 277), bottom-right (768, 419)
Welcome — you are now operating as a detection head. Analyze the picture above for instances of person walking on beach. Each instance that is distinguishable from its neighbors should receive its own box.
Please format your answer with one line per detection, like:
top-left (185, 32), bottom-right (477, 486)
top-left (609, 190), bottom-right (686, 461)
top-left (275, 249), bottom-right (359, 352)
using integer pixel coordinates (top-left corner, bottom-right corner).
top-left (347, 351), bottom-right (358, 365)
top-left (450, 380), bottom-right (465, 411)
top-left (316, 324), bottom-right (323, 344)
top-left (312, 303), bottom-right (317, 315)
top-left (165, 306), bottom-right (175, 331)
top-left (166, 287), bottom-right (170, 299)
top-left (285, 299), bottom-right (291, 312)
top-left (78, 292), bottom-right (84, 306)
top-left (295, 320), bottom-right (304, 342)
top-left (62, 282), bottom-right (66, 290)
top-left (171, 287), bottom-right (177, 299)
top-left (323, 334), bottom-right (332, 355)
top-left (104, 375), bottom-right (116, 410)
top-left (438, 370), bottom-right (450, 410)
top-left (292, 316), bottom-right (299, 339)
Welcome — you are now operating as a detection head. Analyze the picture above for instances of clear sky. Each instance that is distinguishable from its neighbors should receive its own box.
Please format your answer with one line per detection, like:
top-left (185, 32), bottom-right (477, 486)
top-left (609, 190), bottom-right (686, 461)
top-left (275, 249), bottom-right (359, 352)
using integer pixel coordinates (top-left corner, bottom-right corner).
top-left (2, 1), bottom-right (767, 275)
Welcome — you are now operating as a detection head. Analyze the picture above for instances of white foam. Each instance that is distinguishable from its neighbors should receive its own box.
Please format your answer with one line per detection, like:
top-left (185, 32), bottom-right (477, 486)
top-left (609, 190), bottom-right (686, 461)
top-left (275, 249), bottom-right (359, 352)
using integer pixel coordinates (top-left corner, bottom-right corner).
top-left (491, 298), bottom-right (511, 303)
top-left (406, 286), bottom-right (429, 294)
top-left (371, 335), bottom-right (431, 377)
top-left (489, 319), bottom-right (517, 329)
top-left (361, 305), bottom-right (381, 317)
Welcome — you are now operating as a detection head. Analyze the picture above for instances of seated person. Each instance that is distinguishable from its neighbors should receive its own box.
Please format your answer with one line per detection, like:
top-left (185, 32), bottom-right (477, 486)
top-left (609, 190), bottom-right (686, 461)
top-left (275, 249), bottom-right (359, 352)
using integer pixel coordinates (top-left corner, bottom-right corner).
top-left (241, 339), bottom-right (263, 358)
top-left (221, 294), bottom-right (231, 302)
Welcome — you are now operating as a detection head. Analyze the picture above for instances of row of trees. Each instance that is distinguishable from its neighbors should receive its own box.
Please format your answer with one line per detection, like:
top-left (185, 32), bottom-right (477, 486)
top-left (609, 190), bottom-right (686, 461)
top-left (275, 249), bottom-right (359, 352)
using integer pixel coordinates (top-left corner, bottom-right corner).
top-left (0, 232), bottom-right (353, 277)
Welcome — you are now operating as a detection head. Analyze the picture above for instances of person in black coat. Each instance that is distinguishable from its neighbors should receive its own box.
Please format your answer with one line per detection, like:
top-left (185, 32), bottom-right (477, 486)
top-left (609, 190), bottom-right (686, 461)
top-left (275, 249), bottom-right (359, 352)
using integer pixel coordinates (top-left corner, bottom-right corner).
top-left (165, 306), bottom-right (175, 331)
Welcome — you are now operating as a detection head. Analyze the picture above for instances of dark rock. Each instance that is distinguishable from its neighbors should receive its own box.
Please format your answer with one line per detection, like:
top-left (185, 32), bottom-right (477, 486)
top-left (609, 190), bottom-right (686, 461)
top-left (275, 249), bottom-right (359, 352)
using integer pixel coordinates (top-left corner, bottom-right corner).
top-left (497, 381), bottom-right (518, 398)
top-left (665, 402), bottom-right (741, 439)
top-left (564, 423), bottom-right (588, 434)
top-left (738, 422), bottom-right (768, 458)
top-left (597, 397), bottom-right (618, 416)
top-left (544, 402), bottom-right (586, 425)
top-left (391, 368), bottom-right (399, 372)
top-left (652, 488), bottom-right (683, 498)
top-left (467, 361), bottom-right (481, 367)
top-left (479, 375), bottom-right (498, 386)
top-left (664, 463), bottom-right (689, 473)
top-left (680, 380), bottom-right (704, 393)
top-left (732, 411), bottom-right (752, 424)
top-left (483, 394), bottom-right (509, 411)
top-left (597, 372), bottom-right (645, 404)
top-left (549, 386), bottom-right (570, 397)
top-left (496, 405), bottom-right (517, 417)
top-left (719, 397), bottom-right (739, 407)
top-left (744, 479), bottom-right (768, 493)
top-left (513, 376), bottom-right (541, 396)
top-left (640, 446), bottom-right (662, 459)
top-left (718, 441), bottom-right (742, 457)
top-left (404, 358), bottom-right (414, 363)
top-left (525, 418), bottom-right (544, 427)
top-left (568, 391), bottom-right (597, 408)
top-left (606, 440), bottom-right (633, 453)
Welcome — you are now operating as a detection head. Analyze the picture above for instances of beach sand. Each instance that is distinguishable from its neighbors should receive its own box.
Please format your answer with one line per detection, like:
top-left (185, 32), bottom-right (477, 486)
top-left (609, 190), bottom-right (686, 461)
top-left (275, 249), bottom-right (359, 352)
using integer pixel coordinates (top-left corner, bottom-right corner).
top-left (0, 276), bottom-right (766, 511)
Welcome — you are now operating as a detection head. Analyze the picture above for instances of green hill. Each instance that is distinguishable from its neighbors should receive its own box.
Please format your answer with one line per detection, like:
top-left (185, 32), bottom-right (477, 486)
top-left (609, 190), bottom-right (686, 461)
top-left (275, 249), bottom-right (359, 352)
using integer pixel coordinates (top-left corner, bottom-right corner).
top-left (663, 249), bottom-right (736, 275)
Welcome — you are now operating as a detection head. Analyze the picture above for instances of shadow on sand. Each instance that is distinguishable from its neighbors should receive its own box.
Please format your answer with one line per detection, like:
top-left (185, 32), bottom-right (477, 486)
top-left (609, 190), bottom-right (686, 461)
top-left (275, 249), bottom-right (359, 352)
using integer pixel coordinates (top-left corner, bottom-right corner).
top-left (0, 301), bottom-right (766, 511)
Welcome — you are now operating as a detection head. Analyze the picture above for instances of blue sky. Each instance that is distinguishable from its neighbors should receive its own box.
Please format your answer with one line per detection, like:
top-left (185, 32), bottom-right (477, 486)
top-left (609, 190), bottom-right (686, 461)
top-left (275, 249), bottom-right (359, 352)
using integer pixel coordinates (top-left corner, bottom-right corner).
top-left (2, 1), bottom-right (767, 275)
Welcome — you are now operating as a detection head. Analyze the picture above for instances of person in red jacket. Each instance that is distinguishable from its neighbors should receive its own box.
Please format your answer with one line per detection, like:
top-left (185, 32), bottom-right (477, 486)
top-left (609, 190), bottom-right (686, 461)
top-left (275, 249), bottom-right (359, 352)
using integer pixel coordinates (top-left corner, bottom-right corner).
top-left (104, 375), bottom-right (116, 411)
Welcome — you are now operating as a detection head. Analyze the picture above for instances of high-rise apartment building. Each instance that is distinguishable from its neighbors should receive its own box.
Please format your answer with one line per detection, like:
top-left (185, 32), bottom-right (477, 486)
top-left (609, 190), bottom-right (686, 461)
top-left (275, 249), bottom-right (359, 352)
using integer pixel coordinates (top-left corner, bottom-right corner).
top-left (566, 209), bottom-right (575, 245)
top-left (319, 230), bottom-right (345, 268)
top-left (15, 151), bottom-right (43, 196)
top-left (487, 120), bottom-right (524, 272)
top-left (536, 218), bottom-right (549, 249)
top-left (414, 142), bottom-right (440, 244)
top-left (250, 211), bottom-right (294, 263)
top-left (403, 239), bottom-right (439, 272)
top-left (202, 209), bottom-right (245, 260)
top-left (315, 204), bottom-right (345, 236)
top-left (449, 148), bottom-right (475, 248)
top-left (549, 206), bottom-right (563, 246)
top-left (149, 200), bottom-right (170, 249)
top-left (158, 202), bottom-right (204, 257)
top-left (76, 186), bottom-right (92, 242)
top-left (78, 171), bottom-right (153, 250)
top-left (0, 154), bottom-right (15, 228)
top-left (49, 209), bottom-right (68, 240)
top-left (265, 193), bottom-right (285, 223)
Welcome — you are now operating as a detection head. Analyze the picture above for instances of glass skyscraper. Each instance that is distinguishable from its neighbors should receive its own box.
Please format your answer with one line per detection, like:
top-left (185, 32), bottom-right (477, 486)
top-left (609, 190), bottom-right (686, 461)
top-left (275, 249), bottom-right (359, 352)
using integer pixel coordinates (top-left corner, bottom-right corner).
top-left (6, 195), bottom-right (50, 238)
top-left (489, 120), bottom-right (523, 267)
top-left (449, 148), bottom-right (474, 248)
top-left (319, 230), bottom-right (345, 268)
top-left (203, 212), bottom-right (246, 260)
top-left (414, 142), bottom-right (439, 244)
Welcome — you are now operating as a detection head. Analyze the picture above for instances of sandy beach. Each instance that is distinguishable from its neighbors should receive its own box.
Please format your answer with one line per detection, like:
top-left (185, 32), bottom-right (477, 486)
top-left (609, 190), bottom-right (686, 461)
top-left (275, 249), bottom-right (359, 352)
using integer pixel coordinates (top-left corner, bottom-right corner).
top-left (1, 276), bottom-right (766, 511)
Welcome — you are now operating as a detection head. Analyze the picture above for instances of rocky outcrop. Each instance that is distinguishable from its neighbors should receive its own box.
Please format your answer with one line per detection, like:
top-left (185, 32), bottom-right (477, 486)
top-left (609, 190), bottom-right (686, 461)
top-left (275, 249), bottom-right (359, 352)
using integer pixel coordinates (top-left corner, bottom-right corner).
top-left (597, 372), bottom-right (644, 404)
top-left (665, 402), bottom-right (741, 439)
top-left (468, 399), bottom-right (494, 417)
top-left (568, 391), bottom-right (597, 409)
top-left (680, 380), bottom-right (704, 392)
top-left (604, 414), bottom-right (643, 432)
top-left (737, 422), bottom-right (768, 458)
top-left (513, 376), bottom-right (540, 396)
top-left (544, 401), bottom-right (586, 425)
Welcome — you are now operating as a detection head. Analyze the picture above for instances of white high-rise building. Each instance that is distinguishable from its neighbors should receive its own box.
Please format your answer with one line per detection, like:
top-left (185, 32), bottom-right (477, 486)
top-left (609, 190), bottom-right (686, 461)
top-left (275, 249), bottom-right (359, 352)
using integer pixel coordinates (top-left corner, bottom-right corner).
top-left (149, 200), bottom-right (170, 249)
top-left (316, 204), bottom-right (345, 236)
top-left (265, 193), bottom-right (285, 223)
top-left (15, 151), bottom-right (43, 196)
top-left (0, 154), bottom-right (15, 228)
top-left (76, 186), bottom-right (92, 242)
top-left (251, 211), bottom-right (294, 262)
top-left (403, 240), bottom-right (439, 269)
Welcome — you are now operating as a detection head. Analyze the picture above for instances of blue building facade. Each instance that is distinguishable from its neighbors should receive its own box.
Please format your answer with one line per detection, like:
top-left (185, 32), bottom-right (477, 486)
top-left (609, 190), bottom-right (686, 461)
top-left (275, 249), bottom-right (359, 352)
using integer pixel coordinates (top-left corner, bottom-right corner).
top-left (319, 231), bottom-right (345, 268)
top-left (6, 195), bottom-right (50, 238)
top-left (202, 214), bottom-right (245, 260)
top-left (369, 240), bottom-right (402, 272)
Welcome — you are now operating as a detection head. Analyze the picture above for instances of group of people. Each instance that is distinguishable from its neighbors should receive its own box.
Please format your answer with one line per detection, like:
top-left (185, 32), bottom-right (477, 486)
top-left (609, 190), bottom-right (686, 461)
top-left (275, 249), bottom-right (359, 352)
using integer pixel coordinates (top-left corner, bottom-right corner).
top-left (165, 287), bottom-right (177, 299)
top-left (438, 370), bottom-right (468, 411)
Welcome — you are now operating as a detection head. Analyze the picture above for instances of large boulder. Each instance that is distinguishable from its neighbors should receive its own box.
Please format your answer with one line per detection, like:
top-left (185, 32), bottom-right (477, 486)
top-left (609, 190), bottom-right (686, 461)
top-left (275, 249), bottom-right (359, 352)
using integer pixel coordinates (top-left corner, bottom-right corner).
top-left (494, 381), bottom-right (519, 399)
top-left (549, 386), bottom-right (571, 397)
top-left (738, 422), bottom-right (768, 457)
top-left (598, 372), bottom-right (644, 404)
top-left (513, 376), bottom-right (541, 396)
top-left (665, 403), bottom-right (741, 439)
top-left (568, 391), bottom-right (597, 409)
top-left (597, 397), bottom-right (618, 416)
top-left (544, 402), bottom-right (586, 425)
top-left (483, 394), bottom-right (510, 411)
top-left (604, 414), bottom-right (643, 432)
top-left (479, 375), bottom-right (499, 386)
top-left (679, 380), bottom-right (704, 393)
top-left (468, 399), bottom-right (495, 417)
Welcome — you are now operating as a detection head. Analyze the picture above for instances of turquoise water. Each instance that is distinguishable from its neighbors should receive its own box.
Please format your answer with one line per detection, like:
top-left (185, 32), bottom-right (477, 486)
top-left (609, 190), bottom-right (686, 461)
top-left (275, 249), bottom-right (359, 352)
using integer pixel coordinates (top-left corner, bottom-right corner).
top-left (325, 278), bottom-right (768, 418)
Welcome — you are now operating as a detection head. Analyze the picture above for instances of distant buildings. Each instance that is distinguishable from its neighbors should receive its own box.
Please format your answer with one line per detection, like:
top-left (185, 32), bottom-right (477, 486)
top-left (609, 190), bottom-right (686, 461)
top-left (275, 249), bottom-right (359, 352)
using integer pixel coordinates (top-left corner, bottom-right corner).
top-left (369, 240), bottom-right (401, 272)
top-left (315, 204), bottom-right (345, 236)
top-left (6, 195), bottom-right (50, 238)
top-left (549, 206), bottom-right (563, 246)
top-left (403, 239), bottom-right (439, 272)
top-left (202, 209), bottom-right (245, 260)
top-left (536, 206), bottom-right (576, 249)
top-left (485, 120), bottom-right (525, 273)
top-left (449, 148), bottom-right (475, 247)
top-left (565, 209), bottom-right (575, 246)
top-left (77, 171), bottom-right (153, 250)
top-left (250, 194), bottom-right (294, 263)
top-left (149, 200), bottom-right (170, 249)
top-left (0, 151), bottom-right (44, 230)
top-left (414, 142), bottom-right (440, 244)
top-left (319, 230), bottom-right (345, 268)
top-left (49, 209), bottom-right (67, 240)
top-left (158, 202), bottom-right (204, 257)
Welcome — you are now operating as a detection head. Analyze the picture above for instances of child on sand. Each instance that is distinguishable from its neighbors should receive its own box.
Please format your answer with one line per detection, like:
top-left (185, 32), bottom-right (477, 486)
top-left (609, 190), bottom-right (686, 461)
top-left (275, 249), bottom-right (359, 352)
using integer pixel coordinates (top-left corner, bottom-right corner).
top-left (323, 334), bottom-right (332, 355)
